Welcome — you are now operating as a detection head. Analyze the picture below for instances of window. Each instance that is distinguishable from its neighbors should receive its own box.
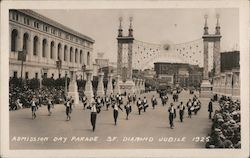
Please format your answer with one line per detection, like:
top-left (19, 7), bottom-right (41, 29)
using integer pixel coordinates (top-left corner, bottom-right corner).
top-left (64, 45), bottom-right (67, 61)
top-left (58, 31), bottom-right (61, 37)
top-left (50, 41), bottom-right (54, 59)
top-left (42, 39), bottom-right (47, 57)
top-left (33, 36), bottom-right (38, 56)
top-left (58, 43), bottom-right (62, 60)
top-left (75, 49), bottom-right (78, 63)
top-left (35, 73), bottom-right (38, 79)
top-left (16, 14), bottom-right (18, 21)
top-left (87, 52), bottom-right (90, 65)
top-left (25, 72), bottom-right (29, 79)
top-left (11, 29), bottom-right (18, 52)
top-left (43, 73), bottom-right (47, 78)
top-left (70, 47), bottom-right (73, 62)
top-left (27, 19), bottom-right (30, 25)
top-left (13, 71), bottom-right (17, 78)
top-left (80, 50), bottom-right (83, 64)
top-left (23, 33), bottom-right (29, 51)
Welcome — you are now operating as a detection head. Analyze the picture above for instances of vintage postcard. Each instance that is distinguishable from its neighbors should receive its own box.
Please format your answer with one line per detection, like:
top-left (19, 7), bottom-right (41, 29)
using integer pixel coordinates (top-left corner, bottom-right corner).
top-left (0, 0), bottom-right (249, 158)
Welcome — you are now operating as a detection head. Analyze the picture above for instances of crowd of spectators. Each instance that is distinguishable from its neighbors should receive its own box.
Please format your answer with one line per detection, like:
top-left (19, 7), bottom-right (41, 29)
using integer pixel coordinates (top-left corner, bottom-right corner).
top-left (9, 86), bottom-right (65, 110)
top-left (206, 96), bottom-right (241, 148)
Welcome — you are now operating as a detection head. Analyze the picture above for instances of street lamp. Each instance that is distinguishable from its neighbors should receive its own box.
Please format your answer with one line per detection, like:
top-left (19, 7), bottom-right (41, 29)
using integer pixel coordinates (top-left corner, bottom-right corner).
top-left (65, 71), bottom-right (68, 96)
top-left (17, 50), bottom-right (27, 86)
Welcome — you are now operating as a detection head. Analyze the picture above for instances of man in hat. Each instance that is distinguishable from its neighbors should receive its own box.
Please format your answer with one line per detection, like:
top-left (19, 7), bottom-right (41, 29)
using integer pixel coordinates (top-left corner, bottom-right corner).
top-left (90, 102), bottom-right (97, 131)
top-left (151, 95), bottom-right (157, 109)
top-left (186, 99), bottom-right (193, 118)
top-left (168, 103), bottom-right (176, 129)
top-left (137, 97), bottom-right (143, 115)
top-left (124, 101), bottom-right (132, 120)
top-left (82, 94), bottom-right (88, 110)
top-left (208, 98), bottom-right (213, 119)
top-left (142, 96), bottom-right (148, 112)
top-left (112, 100), bottom-right (123, 125)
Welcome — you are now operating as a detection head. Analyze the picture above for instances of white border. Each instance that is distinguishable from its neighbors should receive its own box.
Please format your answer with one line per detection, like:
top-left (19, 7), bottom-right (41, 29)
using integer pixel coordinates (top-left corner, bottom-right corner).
top-left (1, 1), bottom-right (249, 158)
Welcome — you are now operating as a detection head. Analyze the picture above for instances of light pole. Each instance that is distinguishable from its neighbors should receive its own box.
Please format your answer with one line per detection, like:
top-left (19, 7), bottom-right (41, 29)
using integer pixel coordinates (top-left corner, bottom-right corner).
top-left (17, 50), bottom-right (27, 87)
top-left (65, 71), bottom-right (68, 96)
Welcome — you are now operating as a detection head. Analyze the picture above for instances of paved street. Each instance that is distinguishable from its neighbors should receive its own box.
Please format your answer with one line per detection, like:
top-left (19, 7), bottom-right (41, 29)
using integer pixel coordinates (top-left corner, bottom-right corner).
top-left (10, 91), bottom-right (218, 149)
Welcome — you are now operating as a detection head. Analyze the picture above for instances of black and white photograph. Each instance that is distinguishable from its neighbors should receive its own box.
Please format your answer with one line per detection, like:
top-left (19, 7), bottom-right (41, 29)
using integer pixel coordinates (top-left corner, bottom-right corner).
top-left (0, 0), bottom-right (249, 158)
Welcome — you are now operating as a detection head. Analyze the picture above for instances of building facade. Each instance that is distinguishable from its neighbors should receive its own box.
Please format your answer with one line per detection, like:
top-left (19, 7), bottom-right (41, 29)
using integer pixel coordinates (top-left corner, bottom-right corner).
top-left (154, 62), bottom-right (203, 88)
top-left (9, 9), bottom-right (94, 80)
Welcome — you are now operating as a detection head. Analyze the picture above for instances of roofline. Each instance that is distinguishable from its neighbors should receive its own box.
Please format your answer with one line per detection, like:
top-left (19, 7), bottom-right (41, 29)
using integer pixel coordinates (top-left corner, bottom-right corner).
top-left (15, 9), bottom-right (95, 43)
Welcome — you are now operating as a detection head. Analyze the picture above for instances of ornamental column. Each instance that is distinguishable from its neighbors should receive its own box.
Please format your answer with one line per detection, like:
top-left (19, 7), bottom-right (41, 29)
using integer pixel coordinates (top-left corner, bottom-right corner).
top-left (96, 72), bottom-right (105, 97)
top-left (84, 69), bottom-right (94, 102)
top-left (68, 67), bottom-right (79, 105)
top-left (106, 73), bottom-right (113, 96)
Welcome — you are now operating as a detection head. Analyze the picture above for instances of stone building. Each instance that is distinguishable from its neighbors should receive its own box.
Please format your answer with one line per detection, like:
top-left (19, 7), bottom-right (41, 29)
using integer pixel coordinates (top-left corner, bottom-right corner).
top-left (9, 9), bottom-right (94, 80)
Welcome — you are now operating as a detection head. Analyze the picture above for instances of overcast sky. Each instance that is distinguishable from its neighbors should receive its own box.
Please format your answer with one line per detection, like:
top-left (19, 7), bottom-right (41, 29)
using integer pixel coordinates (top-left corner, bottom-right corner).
top-left (35, 8), bottom-right (239, 62)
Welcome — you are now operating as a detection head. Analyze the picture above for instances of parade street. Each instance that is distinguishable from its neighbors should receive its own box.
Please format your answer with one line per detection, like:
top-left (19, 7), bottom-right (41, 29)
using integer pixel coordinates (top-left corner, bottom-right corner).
top-left (10, 91), bottom-right (218, 149)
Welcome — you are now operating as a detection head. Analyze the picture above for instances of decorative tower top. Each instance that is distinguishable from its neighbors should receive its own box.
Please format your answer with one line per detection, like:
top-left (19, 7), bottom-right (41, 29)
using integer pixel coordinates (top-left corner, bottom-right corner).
top-left (128, 16), bottom-right (133, 37)
top-left (203, 14), bottom-right (209, 35)
top-left (215, 14), bottom-right (220, 35)
top-left (118, 17), bottom-right (123, 37)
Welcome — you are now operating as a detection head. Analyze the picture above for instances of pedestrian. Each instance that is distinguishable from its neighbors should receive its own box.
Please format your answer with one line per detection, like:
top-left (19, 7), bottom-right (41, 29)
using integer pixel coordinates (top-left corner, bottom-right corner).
top-left (65, 98), bottom-right (71, 121)
top-left (151, 95), bottom-right (157, 109)
top-left (31, 97), bottom-right (37, 119)
top-left (187, 99), bottom-right (193, 118)
top-left (112, 100), bottom-right (123, 125)
top-left (168, 103), bottom-right (176, 129)
top-left (82, 95), bottom-right (87, 110)
top-left (177, 101), bottom-right (185, 122)
top-left (208, 98), bottom-right (213, 119)
top-left (137, 97), bottom-right (143, 115)
top-left (142, 96), bottom-right (148, 112)
top-left (47, 96), bottom-right (52, 116)
top-left (124, 101), bottom-right (132, 120)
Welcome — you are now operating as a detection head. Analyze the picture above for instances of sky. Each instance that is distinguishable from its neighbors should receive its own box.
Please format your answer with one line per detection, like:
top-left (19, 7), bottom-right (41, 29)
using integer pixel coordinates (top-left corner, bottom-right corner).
top-left (35, 8), bottom-right (239, 63)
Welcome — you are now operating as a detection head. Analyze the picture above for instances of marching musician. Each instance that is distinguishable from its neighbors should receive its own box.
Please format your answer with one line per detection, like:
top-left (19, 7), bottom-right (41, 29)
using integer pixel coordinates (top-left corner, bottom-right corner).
top-left (124, 101), bottom-right (132, 120)
top-left (142, 96), bottom-right (148, 112)
top-left (137, 97), bottom-right (143, 115)
top-left (151, 95), bottom-right (157, 109)
top-left (177, 101), bottom-right (185, 122)
top-left (186, 99), bottom-right (193, 118)
top-left (82, 95), bottom-right (88, 110)
top-left (112, 100), bottom-right (123, 125)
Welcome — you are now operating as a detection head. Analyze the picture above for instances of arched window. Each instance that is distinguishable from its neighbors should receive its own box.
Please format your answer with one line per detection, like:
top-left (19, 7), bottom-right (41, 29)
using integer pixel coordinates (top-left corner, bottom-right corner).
top-left (64, 45), bottom-right (68, 61)
top-left (58, 43), bottom-right (62, 60)
top-left (11, 29), bottom-right (18, 52)
top-left (23, 33), bottom-right (29, 51)
top-left (50, 41), bottom-right (54, 59)
top-left (42, 39), bottom-right (47, 57)
top-left (87, 51), bottom-right (90, 65)
top-left (70, 47), bottom-right (73, 62)
top-left (33, 36), bottom-right (38, 56)
top-left (75, 48), bottom-right (78, 63)
top-left (80, 50), bottom-right (83, 64)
